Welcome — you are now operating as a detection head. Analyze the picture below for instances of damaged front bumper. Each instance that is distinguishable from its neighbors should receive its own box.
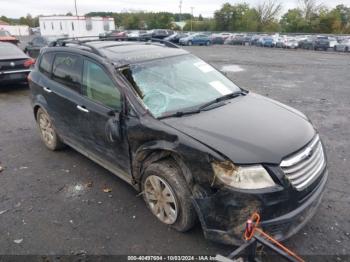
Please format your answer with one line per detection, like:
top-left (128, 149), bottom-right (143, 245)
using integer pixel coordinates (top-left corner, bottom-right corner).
top-left (193, 169), bottom-right (328, 246)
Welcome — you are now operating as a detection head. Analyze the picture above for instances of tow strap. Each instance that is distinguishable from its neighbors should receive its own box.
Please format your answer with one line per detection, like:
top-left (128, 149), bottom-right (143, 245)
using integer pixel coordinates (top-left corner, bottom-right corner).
top-left (217, 212), bottom-right (305, 262)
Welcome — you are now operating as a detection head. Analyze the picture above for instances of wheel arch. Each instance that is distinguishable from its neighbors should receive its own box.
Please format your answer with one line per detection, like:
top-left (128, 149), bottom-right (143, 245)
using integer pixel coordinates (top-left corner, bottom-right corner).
top-left (33, 94), bottom-right (49, 120)
top-left (132, 144), bottom-right (194, 192)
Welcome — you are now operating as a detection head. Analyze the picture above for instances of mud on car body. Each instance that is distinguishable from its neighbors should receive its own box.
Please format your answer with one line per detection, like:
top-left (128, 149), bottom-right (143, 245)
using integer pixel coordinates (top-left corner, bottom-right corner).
top-left (28, 39), bottom-right (328, 245)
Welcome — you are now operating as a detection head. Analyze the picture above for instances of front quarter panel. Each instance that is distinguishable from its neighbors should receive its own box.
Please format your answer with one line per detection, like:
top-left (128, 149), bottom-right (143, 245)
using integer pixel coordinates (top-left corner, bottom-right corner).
top-left (126, 114), bottom-right (224, 190)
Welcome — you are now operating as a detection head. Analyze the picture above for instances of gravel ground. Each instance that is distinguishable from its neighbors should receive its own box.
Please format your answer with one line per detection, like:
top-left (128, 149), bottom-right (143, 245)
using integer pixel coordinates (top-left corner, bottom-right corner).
top-left (0, 45), bottom-right (349, 260)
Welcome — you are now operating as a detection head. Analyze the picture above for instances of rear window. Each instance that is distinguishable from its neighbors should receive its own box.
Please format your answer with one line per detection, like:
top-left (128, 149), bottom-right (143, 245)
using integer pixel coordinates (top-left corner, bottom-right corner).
top-left (39, 52), bottom-right (54, 77)
top-left (0, 43), bottom-right (23, 56)
top-left (52, 53), bottom-right (82, 92)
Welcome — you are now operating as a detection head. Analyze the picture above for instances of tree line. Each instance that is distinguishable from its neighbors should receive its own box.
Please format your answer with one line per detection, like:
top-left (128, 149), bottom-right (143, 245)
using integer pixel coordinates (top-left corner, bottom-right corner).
top-left (1, 0), bottom-right (350, 34)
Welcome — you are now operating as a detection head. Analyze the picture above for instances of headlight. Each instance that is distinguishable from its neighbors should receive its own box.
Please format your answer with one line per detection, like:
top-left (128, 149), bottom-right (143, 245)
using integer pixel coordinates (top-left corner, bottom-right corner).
top-left (211, 161), bottom-right (275, 189)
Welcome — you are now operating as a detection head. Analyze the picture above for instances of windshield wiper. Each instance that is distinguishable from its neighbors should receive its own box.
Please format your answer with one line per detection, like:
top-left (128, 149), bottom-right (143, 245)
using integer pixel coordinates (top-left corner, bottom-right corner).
top-left (158, 108), bottom-right (201, 120)
top-left (199, 90), bottom-right (248, 111)
top-left (159, 90), bottom-right (248, 120)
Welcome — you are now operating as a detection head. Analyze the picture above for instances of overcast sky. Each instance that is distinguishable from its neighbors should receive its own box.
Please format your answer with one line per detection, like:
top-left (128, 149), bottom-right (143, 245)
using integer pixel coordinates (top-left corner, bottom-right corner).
top-left (1, 0), bottom-right (350, 18)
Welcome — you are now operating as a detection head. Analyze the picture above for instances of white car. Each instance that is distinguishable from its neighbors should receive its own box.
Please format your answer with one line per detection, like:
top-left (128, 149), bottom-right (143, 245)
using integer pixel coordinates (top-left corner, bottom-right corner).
top-left (334, 39), bottom-right (350, 52)
top-left (283, 37), bottom-right (299, 49)
top-left (127, 30), bottom-right (140, 39)
top-left (328, 37), bottom-right (338, 48)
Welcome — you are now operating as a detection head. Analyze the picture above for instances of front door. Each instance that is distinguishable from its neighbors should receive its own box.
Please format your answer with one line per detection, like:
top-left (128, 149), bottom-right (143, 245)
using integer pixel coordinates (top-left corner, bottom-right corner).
top-left (79, 58), bottom-right (131, 177)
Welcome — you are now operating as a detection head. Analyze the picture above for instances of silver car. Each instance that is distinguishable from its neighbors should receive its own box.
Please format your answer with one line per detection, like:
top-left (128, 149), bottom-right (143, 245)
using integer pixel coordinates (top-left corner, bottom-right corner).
top-left (334, 39), bottom-right (350, 52)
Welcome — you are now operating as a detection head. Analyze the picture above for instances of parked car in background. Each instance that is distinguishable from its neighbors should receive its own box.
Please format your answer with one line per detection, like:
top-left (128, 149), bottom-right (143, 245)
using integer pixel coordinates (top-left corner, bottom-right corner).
top-left (250, 34), bottom-right (264, 46)
top-left (0, 30), bottom-right (19, 45)
top-left (314, 36), bottom-right (338, 51)
top-left (275, 36), bottom-right (286, 48)
top-left (260, 37), bottom-right (275, 47)
top-left (30, 27), bottom-right (41, 35)
top-left (298, 36), bottom-right (315, 50)
top-left (24, 35), bottom-right (62, 58)
top-left (99, 30), bottom-right (128, 39)
top-left (127, 30), bottom-right (141, 40)
top-left (179, 33), bottom-right (211, 46)
top-left (334, 39), bottom-right (350, 52)
top-left (139, 29), bottom-right (173, 40)
top-left (225, 34), bottom-right (247, 45)
top-left (164, 32), bottom-right (189, 44)
top-left (0, 42), bottom-right (34, 84)
top-left (210, 33), bottom-right (232, 45)
top-left (283, 37), bottom-right (299, 49)
top-left (28, 38), bottom-right (328, 246)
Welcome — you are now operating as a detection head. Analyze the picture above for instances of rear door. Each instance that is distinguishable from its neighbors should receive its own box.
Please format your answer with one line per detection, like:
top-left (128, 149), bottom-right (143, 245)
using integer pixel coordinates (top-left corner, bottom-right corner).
top-left (78, 58), bottom-right (131, 176)
top-left (38, 52), bottom-right (86, 147)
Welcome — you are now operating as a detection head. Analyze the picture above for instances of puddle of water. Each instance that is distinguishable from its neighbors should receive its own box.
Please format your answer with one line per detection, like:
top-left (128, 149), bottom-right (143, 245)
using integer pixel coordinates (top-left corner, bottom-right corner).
top-left (221, 65), bottom-right (245, 73)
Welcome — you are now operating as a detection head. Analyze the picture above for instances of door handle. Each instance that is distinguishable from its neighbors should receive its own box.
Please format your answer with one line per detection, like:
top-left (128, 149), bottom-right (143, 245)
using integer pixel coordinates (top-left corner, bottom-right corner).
top-left (76, 105), bottom-right (89, 113)
top-left (43, 86), bottom-right (52, 93)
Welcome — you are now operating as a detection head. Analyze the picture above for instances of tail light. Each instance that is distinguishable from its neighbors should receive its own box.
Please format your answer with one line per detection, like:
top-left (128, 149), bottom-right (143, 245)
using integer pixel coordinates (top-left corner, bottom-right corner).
top-left (24, 58), bottom-right (36, 68)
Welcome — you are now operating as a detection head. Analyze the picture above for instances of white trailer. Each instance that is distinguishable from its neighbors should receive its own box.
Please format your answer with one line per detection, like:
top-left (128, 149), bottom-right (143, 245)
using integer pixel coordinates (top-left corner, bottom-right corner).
top-left (0, 25), bottom-right (30, 36)
top-left (39, 16), bottom-right (115, 37)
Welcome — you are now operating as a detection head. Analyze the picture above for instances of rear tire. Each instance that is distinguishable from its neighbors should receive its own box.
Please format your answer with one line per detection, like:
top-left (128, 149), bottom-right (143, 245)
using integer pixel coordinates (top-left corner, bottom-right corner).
top-left (36, 108), bottom-right (65, 151)
top-left (206, 41), bottom-right (210, 46)
top-left (188, 41), bottom-right (193, 46)
top-left (141, 159), bottom-right (197, 232)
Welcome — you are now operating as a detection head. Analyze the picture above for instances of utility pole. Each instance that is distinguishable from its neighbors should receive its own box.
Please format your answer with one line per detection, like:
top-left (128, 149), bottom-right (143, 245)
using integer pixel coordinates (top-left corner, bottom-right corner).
top-left (179, 0), bottom-right (182, 21)
top-left (74, 0), bottom-right (78, 16)
top-left (190, 6), bottom-right (194, 32)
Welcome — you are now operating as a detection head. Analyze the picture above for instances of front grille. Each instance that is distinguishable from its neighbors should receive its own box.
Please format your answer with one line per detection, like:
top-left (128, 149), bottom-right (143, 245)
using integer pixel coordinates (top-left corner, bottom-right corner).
top-left (280, 135), bottom-right (326, 191)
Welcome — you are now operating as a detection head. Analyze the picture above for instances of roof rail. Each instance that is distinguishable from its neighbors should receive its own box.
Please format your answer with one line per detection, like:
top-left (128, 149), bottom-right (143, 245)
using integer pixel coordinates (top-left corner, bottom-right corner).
top-left (50, 36), bottom-right (105, 57)
top-left (98, 36), bottom-right (180, 49)
top-left (49, 35), bottom-right (180, 57)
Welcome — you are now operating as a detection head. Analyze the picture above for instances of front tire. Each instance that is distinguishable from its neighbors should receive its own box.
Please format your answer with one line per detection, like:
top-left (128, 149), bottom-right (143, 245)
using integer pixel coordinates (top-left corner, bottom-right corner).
top-left (188, 41), bottom-right (193, 46)
top-left (36, 108), bottom-right (64, 151)
top-left (142, 160), bottom-right (197, 232)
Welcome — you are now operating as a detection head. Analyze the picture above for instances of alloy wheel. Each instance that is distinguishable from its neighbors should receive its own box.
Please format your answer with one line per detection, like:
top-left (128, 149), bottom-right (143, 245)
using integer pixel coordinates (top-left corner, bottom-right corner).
top-left (144, 175), bottom-right (178, 224)
top-left (38, 112), bottom-right (54, 146)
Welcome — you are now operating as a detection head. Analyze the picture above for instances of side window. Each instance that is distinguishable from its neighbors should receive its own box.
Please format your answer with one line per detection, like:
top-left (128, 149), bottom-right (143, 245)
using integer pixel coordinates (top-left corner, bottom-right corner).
top-left (83, 59), bottom-right (121, 111)
top-left (31, 37), bottom-right (38, 45)
top-left (52, 53), bottom-right (82, 91)
top-left (33, 37), bottom-right (45, 46)
top-left (39, 52), bottom-right (55, 77)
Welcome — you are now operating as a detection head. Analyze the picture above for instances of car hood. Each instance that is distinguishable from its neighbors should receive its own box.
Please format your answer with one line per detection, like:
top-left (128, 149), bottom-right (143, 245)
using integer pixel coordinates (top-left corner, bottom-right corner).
top-left (163, 93), bottom-right (315, 164)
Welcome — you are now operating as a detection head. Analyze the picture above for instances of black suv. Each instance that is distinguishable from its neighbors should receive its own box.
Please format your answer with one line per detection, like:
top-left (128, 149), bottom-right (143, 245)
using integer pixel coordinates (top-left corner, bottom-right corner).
top-left (29, 38), bottom-right (328, 245)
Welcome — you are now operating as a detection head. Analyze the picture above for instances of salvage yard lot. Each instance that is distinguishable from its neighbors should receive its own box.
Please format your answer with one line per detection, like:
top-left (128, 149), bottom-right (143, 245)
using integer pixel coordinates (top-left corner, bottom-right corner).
top-left (0, 45), bottom-right (349, 257)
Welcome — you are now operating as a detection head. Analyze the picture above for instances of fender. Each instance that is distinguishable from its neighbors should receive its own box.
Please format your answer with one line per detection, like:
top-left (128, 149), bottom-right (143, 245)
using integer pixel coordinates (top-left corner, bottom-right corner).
top-left (33, 94), bottom-right (49, 120)
top-left (132, 140), bottom-right (194, 190)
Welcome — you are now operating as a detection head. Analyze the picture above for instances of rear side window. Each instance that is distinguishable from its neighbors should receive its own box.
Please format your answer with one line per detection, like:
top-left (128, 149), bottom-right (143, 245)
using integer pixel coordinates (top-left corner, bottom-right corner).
top-left (39, 52), bottom-right (54, 77)
top-left (52, 53), bottom-right (82, 91)
top-left (82, 59), bottom-right (121, 111)
top-left (32, 37), bottom-right (42, 46)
